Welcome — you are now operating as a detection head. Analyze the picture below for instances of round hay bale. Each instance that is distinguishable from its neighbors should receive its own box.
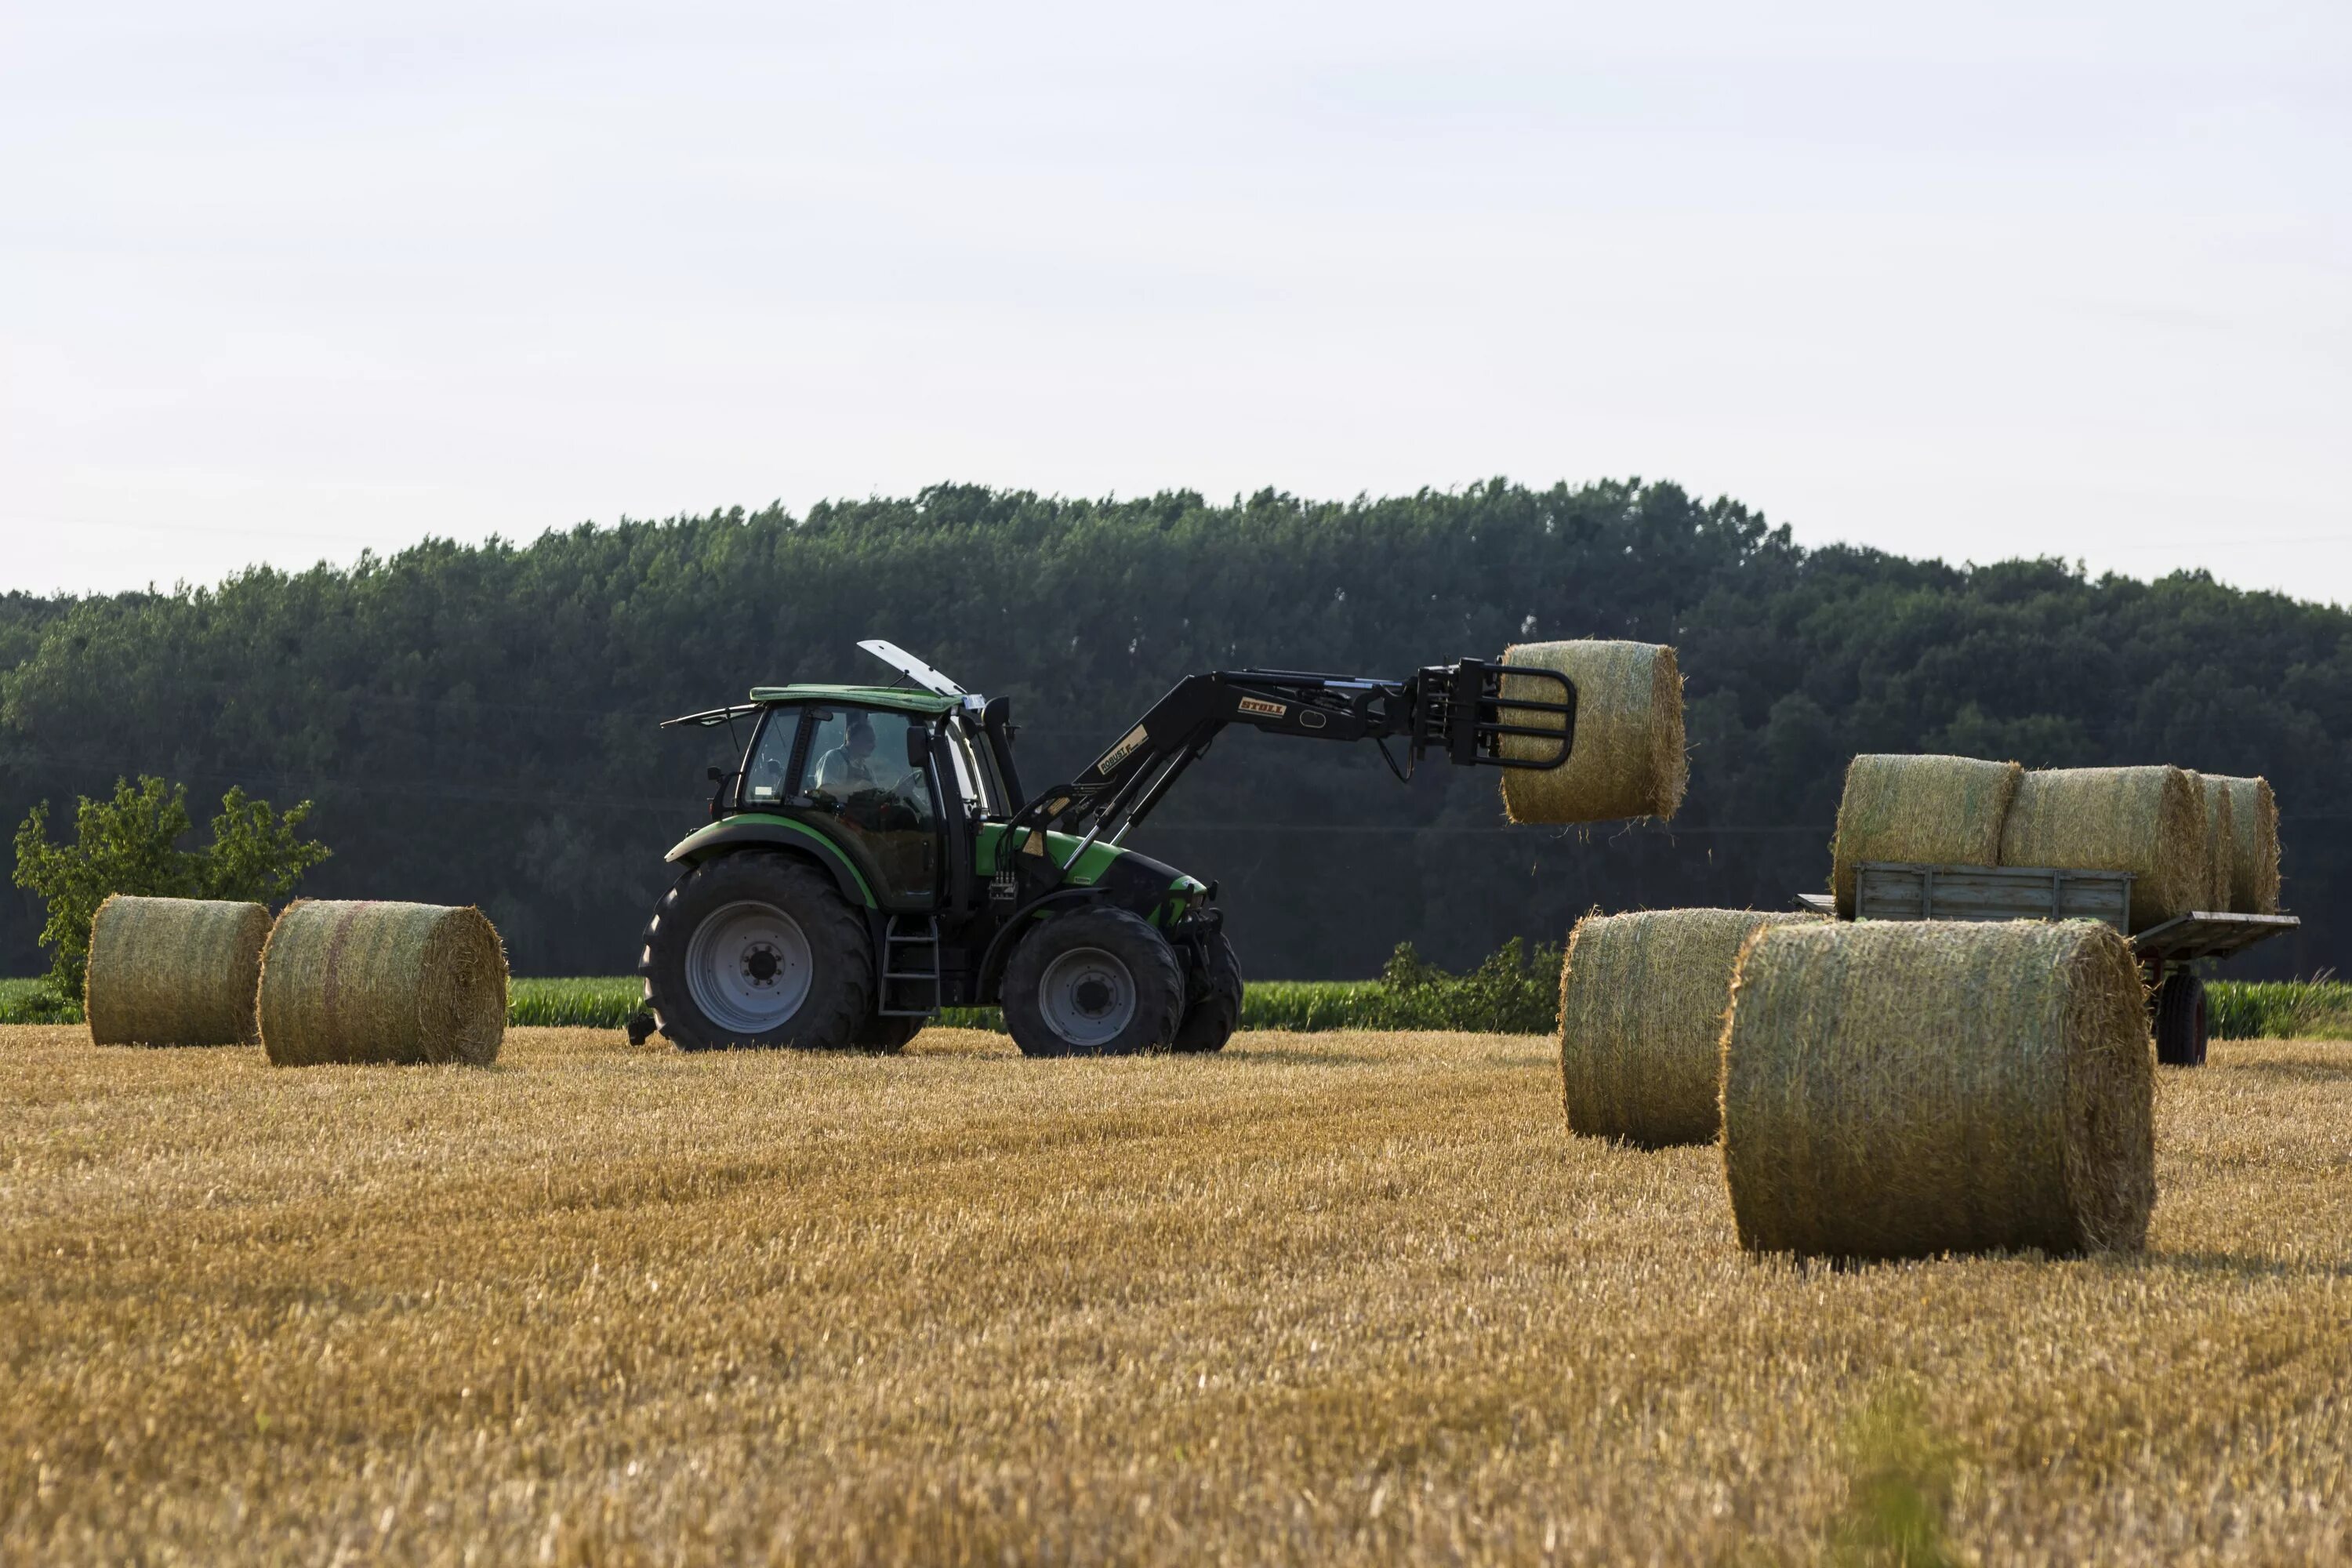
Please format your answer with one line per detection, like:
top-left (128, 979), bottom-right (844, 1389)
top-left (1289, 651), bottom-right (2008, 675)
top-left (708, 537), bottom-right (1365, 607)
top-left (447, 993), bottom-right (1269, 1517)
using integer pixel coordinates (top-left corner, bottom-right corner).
top-left (2189, 771), bottom-right (2232, 912)
top-left (257, 900), bottom-right (507, 1066)
top-left (1558, 907), bottom-right (1824, 1147)
top-left (84, 895), bottom-right (272, 1047)
top-left (2206, 774), bottom-right (2280, 913)
top-left (1497, 641), bottom-right (1686, 824)
top-left (1720, 919), bottom-right (2154, 1261)
top-left (1997, 765), bottom-right (2206, 930)
top-left (1828, 754), bottom-right (2022, 918)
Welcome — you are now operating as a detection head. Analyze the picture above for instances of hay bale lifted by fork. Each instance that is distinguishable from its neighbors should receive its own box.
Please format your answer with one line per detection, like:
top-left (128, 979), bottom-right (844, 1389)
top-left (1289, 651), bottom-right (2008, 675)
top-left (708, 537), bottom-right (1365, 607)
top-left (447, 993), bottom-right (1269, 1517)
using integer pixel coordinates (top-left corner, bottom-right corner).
top-left (1497, 641), bottom-right (1686, 825)
top-left (1720, 919), bottom-right (2154, 1261)
top-left (1557, 907), bottom-right (1824, 1147)
top-left (1828, 754), bottom-right (2022, 919)
top-left (84, 895), bottom-right (271, 1047)
top-left (1997, 765), bottom-right (2206, 930)
top-left (258, 900), bottom-right (508, 1066)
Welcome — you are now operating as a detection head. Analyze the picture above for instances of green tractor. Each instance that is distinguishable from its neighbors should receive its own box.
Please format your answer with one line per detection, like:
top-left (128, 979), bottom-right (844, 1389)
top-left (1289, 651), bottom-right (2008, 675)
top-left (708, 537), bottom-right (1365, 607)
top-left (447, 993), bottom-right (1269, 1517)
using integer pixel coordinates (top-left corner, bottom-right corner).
top-left (637, 641), bottom-right (1573, 1057)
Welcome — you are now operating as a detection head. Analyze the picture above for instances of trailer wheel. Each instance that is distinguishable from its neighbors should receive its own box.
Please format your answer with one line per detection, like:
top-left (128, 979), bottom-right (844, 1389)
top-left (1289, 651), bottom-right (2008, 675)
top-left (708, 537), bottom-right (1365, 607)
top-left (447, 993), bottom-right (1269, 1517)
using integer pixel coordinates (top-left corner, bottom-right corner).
top-left (1171, 931), bottom-right (1243, 1054)
top-left (2154, 971), bottom-right (2208, 1067)
top-left (641, 854), bottom-right (873, 1051)
top-left (1002, 907), bottom-right (1185, 1058)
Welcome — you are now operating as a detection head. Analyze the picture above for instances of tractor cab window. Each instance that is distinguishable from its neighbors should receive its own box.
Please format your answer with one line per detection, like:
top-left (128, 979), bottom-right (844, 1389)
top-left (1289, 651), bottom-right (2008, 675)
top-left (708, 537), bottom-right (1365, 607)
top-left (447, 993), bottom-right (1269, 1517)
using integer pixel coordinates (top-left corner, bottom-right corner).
top-left (739, 706), bottom-right (803, 807)
top-left (797, 706), bottom-right (938, 902)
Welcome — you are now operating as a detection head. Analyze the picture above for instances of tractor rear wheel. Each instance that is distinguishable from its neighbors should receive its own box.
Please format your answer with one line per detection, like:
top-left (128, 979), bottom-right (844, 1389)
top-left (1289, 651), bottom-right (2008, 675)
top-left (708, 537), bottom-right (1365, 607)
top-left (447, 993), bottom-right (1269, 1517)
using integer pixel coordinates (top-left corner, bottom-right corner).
top-left (641, 854), bottom-right (873, 1051)
top-left (1001, 907), bottom-right (1185, 1058)
top-left (1171, 931), bottom-right (1243, 1054)
top-left (2154, 971), bottom-right (2208, 1067)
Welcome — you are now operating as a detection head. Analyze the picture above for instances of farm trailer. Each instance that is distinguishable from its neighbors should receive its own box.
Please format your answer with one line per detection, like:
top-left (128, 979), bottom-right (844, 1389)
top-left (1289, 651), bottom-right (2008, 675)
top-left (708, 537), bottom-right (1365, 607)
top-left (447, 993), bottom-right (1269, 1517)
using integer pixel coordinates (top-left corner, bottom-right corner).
top-left (1795, 863), bottom-right (2297, 1067)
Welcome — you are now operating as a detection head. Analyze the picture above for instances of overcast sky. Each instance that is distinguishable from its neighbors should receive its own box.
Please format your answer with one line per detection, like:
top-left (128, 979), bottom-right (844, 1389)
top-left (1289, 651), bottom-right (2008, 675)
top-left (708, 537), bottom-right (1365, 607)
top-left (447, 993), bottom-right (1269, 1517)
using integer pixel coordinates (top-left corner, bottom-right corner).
top-left (2, 2), bottom-right (2346, 601)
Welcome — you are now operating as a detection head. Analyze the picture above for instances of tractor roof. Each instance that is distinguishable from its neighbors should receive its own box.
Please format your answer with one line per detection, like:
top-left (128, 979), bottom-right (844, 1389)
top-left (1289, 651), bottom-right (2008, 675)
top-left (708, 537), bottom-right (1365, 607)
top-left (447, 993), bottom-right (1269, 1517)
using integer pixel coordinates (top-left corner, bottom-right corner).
top-left (747, 684), bottom-right (965, 715)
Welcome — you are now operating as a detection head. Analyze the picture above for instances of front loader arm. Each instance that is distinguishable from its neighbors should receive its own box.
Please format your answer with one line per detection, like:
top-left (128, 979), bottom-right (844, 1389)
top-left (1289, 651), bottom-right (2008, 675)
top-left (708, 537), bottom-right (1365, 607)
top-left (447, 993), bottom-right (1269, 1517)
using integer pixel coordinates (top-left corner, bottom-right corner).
top-left (1004, 659), bottom-right (1574, 877)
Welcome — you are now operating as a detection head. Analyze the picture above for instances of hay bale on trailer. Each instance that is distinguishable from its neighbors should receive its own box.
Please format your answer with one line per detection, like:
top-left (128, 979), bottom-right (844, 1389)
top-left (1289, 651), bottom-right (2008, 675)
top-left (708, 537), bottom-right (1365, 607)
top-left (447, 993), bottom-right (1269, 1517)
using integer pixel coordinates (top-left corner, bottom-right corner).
top-left (1997, 765), bottom-right (2206, 929)
top-left (1557, 907), bottom-right (1824, 1147)
top-left (2189, 772), bottom-right (2233, 912)
top-left (258, 900), bottom-right (508, 1066)
top-left (2204, 774), bottom-right (2280, 913)
top-left (84, 895), bottom-right (272, 1047)
top-left (1497, 641), bottom-right (1686, 824)
top-left (1719, 919), bottom-right (2154, 1261)
top-left (1828, 754), bottom-right (2022, 918)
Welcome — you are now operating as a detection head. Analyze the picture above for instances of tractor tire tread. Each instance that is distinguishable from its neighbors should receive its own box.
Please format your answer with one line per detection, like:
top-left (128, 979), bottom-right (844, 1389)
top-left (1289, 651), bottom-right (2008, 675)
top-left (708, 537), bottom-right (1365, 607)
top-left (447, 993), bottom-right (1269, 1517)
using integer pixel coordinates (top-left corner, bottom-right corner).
top-left (1171, 931), bottom-right (1243, 1054)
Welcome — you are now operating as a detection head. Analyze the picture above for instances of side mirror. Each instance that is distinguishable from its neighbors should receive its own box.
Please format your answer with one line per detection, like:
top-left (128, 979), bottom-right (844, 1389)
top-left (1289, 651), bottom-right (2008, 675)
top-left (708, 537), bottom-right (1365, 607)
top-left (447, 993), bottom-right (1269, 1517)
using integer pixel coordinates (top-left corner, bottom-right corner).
top-left (707, 766), bottom-right (724, 783)
top-left (906, 726), bottom-right (931, 768)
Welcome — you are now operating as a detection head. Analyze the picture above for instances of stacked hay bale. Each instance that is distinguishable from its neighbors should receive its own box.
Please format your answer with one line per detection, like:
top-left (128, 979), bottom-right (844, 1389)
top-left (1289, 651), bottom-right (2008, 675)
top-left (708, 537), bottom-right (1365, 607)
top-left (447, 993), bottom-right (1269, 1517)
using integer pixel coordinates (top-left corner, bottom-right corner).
top-left (2189, 772), bottom-right (2233, 912)
top-left (1996, 765), bottom-right (2205, 929)
top-left (259, 900), bottom-right (507, 1066)
top-left (1719, 919), bottom-right (2155, 1261)
top-left (1558, 908), bottom-right (1824, 1146)
top-left (2204, 775), bottom-right (2281, 913)
top-left (1497, 641), bottom-right (1686, 824)
top-left (1828, 755), bottom-right (2022, 918)
top-left (84, 895), bottom-right (271, 1047)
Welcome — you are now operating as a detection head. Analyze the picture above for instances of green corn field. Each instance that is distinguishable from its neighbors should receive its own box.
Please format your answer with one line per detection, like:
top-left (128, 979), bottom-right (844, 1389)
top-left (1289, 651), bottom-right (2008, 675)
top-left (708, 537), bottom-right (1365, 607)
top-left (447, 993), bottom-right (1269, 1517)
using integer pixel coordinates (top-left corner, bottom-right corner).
top-left (9, 970), bottom-right (2350, 1038)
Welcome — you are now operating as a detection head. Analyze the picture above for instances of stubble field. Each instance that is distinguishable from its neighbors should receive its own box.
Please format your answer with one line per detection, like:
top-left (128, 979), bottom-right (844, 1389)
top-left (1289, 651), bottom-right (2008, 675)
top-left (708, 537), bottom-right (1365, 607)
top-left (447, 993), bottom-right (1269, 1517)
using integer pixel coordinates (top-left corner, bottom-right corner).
top-left (2, 1024), bottom-right (2348, 1565)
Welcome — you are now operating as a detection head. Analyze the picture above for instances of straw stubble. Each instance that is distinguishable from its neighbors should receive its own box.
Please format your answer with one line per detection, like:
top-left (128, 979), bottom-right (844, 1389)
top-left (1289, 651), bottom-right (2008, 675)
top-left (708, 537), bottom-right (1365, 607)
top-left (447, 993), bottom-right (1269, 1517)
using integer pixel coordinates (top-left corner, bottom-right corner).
top-left (258, 900), bottom-right (508, 1066)
top-left (1557, 907), bottom-right (1824, 1147)
top-left (1497, 641), bottom-right (1686, 824)
top-left (83, 895), bottom-right (272, 1047)
top-left (1719, 919), bottom-right (2155, 1261)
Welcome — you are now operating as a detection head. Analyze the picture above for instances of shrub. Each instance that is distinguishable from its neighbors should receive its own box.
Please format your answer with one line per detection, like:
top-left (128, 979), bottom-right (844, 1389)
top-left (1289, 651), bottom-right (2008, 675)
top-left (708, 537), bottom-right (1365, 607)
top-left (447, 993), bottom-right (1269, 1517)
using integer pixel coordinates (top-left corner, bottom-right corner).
top-left (12, 776), bottom-right (329, 1002)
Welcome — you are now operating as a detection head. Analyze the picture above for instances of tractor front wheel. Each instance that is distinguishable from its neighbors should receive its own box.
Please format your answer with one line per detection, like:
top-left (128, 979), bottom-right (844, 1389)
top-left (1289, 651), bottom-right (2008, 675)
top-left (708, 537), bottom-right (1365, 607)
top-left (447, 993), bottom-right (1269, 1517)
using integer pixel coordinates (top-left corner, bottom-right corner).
top-left (1001, 908), bottom-right (1185, 1058)
top-left (641, 854), bottom-right (873, 1051)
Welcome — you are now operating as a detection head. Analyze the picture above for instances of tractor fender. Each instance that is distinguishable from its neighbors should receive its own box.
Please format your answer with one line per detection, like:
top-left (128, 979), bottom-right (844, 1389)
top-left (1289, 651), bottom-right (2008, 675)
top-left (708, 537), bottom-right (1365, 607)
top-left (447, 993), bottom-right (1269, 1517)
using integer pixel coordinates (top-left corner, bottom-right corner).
top-left (663, 817), bottom-right (876, 909)
top-left (975, 885), bottom-right (1116, 1004)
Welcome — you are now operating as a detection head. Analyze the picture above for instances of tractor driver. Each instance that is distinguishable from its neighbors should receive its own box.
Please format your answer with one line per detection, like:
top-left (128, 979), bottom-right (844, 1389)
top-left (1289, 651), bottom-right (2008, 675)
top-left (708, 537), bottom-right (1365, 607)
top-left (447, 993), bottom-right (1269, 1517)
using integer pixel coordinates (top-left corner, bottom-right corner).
top-left (811, 714), bottom-right (884, 799)
top-left (811, 714), bottom-right (931, 827)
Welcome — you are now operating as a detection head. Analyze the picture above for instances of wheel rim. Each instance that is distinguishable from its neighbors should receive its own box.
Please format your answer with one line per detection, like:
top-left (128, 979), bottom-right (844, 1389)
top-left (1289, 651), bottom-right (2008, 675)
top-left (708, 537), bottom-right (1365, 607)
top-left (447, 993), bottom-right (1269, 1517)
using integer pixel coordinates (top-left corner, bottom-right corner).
top-left (1036, 946), bottom-right (1138, 1048)
top-left (684, 900), bottom-right (815, 1035)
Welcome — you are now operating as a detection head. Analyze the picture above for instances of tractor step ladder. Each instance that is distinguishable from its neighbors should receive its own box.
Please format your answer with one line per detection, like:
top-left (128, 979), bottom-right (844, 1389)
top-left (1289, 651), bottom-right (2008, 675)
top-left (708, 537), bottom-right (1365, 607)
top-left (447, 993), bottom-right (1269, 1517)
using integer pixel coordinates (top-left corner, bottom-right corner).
top-left (879, 913), bottom-right (942, 1017)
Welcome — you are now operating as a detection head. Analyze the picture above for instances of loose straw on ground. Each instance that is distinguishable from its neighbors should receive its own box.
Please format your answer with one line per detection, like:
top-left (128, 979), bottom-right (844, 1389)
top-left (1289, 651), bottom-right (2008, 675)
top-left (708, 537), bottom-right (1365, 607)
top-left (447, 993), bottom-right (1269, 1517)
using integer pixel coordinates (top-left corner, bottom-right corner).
top-left (1998, 765), bottom-right (2205, 930)
top-left (1497, 641), bottom-right (1686, 824)
top-left (1558, 907), bottom-right (1823, 1147)
top-left (84, 895), bottom-right (271, 1047)
top-left (1719, 919), bottom-right (2155, 1261)
top-left (259, 900), bottom-right (508, 1066)
top-left (1827, 754), bottom-right (2022, 918)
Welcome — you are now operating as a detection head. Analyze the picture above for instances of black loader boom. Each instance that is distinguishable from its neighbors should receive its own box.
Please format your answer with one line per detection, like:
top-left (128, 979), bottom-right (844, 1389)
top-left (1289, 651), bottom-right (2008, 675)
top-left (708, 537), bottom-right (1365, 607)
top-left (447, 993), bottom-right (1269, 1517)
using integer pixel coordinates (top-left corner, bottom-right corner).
top-left (638, 644), bottom-right (1575, 1060)
top-left (1004, 660), bottom-right (1575, 878)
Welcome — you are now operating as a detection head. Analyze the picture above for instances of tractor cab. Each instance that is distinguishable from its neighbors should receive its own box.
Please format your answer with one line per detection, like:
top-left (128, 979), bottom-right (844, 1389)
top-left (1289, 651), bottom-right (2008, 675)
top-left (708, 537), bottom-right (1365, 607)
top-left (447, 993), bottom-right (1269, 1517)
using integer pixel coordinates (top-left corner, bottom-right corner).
top-left (659, 640), bottom-right (1033, 917)
top-left (725, 689), bottom-right (988, 907)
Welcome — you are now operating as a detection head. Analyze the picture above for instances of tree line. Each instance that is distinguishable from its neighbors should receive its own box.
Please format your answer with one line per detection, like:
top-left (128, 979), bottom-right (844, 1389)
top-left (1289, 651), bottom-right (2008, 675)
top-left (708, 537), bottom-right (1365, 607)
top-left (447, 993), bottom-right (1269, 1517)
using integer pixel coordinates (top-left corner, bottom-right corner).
top-left (3, 481), bottom-right (2342, 979)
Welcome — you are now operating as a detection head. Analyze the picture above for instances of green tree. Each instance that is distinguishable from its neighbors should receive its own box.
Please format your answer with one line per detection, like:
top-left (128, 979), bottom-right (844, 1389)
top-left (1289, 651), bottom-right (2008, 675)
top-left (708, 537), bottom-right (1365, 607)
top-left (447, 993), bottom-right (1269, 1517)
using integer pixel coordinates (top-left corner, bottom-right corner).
top-left (12, 776), bottom-right (329, 999)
